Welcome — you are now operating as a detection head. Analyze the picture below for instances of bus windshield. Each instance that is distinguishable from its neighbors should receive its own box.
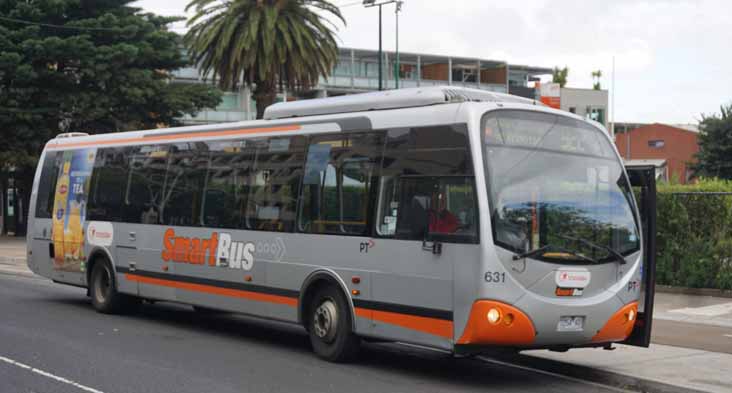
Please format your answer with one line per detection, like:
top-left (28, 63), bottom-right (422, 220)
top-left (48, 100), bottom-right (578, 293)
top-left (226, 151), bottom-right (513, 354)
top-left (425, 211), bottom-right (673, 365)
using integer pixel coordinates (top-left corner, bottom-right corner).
top-left (482, 110), bottom-right (640, 263)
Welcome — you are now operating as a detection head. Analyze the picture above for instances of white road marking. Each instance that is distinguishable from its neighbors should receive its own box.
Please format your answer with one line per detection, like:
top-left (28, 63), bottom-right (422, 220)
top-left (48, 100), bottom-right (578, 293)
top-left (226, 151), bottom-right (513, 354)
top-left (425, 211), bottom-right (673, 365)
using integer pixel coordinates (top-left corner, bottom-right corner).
top-left (0, 355), bottom-right (105, 393)
top-left (668, 302), bottom-right (732, 317)
top-left (724, 334), bottom-right (732, 338)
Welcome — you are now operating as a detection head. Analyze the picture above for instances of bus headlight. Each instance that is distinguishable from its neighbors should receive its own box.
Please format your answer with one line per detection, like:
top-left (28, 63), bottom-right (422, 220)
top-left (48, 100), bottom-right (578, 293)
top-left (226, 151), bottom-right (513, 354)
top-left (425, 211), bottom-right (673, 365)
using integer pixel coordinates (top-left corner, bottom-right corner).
top-left (627, 309), bottom-right (636, 322)
top-left (487, 308), bottom-right (501, 324)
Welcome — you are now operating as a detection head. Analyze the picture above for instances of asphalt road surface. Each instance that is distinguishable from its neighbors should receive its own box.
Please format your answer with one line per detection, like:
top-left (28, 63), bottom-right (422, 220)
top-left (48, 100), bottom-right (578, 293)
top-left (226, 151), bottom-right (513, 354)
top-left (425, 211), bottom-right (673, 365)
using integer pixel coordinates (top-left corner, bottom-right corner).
top-left (0, 273), bottom-right (629, 393)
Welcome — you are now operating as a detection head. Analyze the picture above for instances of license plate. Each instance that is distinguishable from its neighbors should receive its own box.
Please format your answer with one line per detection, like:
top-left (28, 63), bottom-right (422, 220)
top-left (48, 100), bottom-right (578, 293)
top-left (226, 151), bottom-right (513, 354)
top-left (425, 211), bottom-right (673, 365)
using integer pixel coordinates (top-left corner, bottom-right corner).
top-left (557, 316), bottom-right (585, 332)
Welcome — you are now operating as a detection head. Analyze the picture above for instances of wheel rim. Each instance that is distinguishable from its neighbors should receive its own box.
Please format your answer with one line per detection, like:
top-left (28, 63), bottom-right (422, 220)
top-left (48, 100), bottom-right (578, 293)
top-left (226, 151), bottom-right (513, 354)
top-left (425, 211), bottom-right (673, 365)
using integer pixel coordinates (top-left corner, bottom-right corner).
top-left (313, 298), bottom-right (338, 343)
top-left (94, 266), bottom-right (111, 304)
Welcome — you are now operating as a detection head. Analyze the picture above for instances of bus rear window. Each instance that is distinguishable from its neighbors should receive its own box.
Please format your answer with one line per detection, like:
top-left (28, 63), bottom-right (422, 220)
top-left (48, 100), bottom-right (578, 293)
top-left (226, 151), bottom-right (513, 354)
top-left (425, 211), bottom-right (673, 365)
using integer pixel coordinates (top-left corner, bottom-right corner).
top-left (35, 151), bottom-right (60, 219)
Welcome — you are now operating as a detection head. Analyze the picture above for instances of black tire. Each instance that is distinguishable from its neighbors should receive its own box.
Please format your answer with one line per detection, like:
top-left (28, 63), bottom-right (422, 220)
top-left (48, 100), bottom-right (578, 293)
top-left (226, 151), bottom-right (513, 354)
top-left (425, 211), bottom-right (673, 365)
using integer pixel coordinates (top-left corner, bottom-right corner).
top-left (89, 259), bottom-right (138, 314)
top-left (308, 286), bottom-right (361, 362)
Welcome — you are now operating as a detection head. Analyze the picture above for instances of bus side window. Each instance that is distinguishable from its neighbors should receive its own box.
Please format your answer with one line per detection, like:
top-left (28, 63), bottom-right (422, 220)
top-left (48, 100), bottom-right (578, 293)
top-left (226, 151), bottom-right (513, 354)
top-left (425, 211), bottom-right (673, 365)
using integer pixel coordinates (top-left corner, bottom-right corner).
top-left (124, 145), bottom-right (169, 224)
top-left (202, 139), bottom-right (255, 229)
top-left (161, 142), bottom-right (208, 227)
top-left (299, 132), bottom-right (382, 235)
top-left (377, 125), bottom-right (476, 241)
top-left (88, 147), bottom-right (128, 222)
top-left (245, 136), bottom-right (306, 232)
top-left (35, 151), bottom-right (61, 219)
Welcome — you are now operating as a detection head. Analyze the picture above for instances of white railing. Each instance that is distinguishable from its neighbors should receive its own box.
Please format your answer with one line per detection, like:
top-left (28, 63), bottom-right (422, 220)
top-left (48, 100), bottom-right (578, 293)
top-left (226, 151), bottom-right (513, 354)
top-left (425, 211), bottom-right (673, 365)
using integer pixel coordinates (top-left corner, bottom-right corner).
top-left (321, 75), bottom-right (507, 93)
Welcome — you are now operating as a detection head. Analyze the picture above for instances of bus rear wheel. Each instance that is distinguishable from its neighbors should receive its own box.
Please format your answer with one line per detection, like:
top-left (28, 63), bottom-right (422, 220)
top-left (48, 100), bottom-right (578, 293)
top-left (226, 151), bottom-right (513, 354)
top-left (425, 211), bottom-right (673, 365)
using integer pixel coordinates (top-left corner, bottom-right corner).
top-left (90, 259), bottom-right (138, 314)
top-left (308, 286), bottom-right (360, 362)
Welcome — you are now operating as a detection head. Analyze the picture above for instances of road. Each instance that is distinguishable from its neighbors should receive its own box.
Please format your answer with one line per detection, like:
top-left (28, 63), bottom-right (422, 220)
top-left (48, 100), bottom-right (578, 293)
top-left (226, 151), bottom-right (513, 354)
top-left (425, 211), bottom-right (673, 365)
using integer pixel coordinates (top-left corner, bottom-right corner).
top-left (0, 273), bottom-right (624, 393)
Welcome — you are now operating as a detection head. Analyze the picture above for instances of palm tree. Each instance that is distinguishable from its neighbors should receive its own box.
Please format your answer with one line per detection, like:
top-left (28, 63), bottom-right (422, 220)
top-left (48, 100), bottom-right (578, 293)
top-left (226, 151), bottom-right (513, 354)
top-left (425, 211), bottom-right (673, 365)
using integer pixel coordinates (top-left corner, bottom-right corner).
top-left (592, 69), bottom-right (603, 90)
top-left (185, 0), bottom-right (345, 119)
top-left (552, 66), bottom-right (568, 88)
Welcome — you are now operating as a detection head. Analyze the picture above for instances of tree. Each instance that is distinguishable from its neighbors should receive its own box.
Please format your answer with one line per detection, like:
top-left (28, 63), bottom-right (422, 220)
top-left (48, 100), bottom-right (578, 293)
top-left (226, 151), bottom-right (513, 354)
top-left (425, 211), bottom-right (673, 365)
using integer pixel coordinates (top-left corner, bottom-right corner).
top-left (552, 66), bottom-right (568, 87)
top-left (592, 69), bottom-right (603, 90)
top-left (185, 0), bottom-right (345, 119)
top-left (0, 0), bottom-right (222, 235)
top-left (693, 104), bottom-right (732, 179)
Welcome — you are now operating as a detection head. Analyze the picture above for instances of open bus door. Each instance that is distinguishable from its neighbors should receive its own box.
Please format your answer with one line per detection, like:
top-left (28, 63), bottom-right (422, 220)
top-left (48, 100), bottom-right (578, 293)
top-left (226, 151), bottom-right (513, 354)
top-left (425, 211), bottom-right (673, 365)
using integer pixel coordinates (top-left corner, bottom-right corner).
top-left (623, 166), bottom-right (657, 347)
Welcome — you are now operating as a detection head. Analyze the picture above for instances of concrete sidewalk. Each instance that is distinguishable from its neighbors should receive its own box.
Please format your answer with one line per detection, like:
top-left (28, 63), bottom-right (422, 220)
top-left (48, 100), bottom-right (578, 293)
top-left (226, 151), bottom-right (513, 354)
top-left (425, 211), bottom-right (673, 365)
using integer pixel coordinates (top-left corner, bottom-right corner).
top-left (0, 236), bottom-right (31, 277)
top-left (655, 292), bottom-right (732, 329)
top-left (516, 343), bottom-right (732, 393)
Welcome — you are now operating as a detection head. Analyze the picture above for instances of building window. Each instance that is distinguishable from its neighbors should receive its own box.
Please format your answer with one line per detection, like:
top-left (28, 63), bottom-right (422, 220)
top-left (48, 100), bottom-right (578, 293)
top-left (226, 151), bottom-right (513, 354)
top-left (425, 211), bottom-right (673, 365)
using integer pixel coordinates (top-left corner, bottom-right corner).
top-left (586, 107), bottom-right (605, 125)
top-left (648, 140), bottom-right (665, 149)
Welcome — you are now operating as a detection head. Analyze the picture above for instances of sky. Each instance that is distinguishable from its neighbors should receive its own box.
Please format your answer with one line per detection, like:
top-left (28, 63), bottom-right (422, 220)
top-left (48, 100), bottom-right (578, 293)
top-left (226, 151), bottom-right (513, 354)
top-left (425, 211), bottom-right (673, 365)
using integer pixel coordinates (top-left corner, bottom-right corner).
top-left (134, 0), bottom-right (732, 124)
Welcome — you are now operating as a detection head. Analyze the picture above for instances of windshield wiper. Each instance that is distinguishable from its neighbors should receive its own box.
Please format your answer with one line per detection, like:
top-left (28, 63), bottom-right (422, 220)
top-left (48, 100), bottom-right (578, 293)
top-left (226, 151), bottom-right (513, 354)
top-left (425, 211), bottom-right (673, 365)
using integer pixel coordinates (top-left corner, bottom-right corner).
top-left (512, 244), bottom-right (598, 264)
top-left (556, 234), bottom-right (627, 265)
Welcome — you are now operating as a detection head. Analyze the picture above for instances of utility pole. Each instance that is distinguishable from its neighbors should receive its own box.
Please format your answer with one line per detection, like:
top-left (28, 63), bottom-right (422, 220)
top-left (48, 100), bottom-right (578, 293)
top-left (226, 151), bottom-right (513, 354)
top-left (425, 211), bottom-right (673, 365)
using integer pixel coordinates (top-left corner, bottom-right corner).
top-left (363, 0), bottom-right (402, 91)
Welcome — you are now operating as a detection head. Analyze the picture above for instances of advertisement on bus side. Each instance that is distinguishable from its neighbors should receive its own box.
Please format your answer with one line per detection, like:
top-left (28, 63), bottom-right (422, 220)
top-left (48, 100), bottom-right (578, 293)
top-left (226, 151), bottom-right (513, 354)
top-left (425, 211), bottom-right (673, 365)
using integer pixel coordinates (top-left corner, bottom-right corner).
top-left (52, 148), bottom-right (97, 272)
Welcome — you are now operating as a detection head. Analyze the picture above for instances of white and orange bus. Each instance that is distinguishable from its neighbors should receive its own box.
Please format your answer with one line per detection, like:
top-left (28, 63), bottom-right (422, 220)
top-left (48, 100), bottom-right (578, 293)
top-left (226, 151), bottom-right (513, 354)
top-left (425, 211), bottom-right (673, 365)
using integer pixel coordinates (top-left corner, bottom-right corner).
top-left (27, 87), bottom-right (656, 361)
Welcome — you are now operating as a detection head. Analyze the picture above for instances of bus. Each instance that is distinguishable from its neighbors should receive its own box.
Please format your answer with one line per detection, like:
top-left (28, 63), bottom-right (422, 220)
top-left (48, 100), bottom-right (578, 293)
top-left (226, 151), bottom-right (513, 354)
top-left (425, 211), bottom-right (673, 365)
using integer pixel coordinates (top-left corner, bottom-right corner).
top-left (26, 86), bottom-right (655, 362)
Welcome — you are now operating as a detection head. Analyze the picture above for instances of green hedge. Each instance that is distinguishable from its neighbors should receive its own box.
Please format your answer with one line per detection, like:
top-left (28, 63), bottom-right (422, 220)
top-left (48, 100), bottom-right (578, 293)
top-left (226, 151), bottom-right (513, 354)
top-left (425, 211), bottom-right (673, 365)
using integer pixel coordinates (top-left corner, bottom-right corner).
top-left (654, 179), bottom-right (732, 290)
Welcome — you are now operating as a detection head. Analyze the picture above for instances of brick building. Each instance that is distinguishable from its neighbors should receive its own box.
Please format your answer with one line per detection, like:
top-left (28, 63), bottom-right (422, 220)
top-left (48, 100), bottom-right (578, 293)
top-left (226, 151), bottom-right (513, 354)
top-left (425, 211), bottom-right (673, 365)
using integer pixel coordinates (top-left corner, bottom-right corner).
top-left (614, 123), bottom-right (699, 184)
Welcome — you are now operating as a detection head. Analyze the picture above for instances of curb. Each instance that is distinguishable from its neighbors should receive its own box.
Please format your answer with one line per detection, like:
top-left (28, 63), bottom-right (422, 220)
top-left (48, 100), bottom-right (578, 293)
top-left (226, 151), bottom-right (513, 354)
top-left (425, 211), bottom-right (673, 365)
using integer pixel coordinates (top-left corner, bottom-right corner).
top-left (491, 353), bottom-right (709, 393)
top-left (0, 256), bottom-right (27, 266)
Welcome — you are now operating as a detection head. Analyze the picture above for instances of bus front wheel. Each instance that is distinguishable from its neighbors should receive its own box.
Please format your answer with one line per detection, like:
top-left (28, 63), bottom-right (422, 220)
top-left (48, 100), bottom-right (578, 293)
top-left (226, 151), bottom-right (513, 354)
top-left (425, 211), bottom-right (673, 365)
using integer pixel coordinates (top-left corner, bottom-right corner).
top-left (308, 286), bottom-right (361, 362)
top-left (89, 260), bottom-right (138, 314)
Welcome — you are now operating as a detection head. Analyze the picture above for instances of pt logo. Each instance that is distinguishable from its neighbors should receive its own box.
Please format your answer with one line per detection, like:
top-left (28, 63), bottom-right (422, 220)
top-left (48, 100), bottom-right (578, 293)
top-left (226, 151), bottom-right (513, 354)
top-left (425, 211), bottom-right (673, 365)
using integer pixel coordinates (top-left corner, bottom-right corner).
top-left (359, 240), bottom-right (375, 253)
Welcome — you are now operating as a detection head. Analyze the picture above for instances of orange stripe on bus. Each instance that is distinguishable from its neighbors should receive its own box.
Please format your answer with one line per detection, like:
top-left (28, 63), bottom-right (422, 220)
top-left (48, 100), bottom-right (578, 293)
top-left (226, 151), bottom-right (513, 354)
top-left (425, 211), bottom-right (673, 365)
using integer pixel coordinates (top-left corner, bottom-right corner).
top-left (125, 273), bottom-right (298, 307)
top-left (355, 307), bottom-right (454, 339)
top-left (48, 124), bottom-right (302, 149)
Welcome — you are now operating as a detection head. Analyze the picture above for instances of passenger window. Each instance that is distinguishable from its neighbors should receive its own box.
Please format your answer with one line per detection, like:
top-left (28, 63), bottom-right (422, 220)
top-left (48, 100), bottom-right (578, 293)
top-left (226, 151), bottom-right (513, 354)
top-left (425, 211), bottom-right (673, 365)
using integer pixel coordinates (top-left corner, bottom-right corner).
top-left (202, 140), bottom-right (256, 229)
top-left (88, 148), bottom-right (129, 222)
top-left (376, 125), bottom-right (477, 242)
top-left (35, 151), bottom-right (61, 219)
top-left (161, 142), bottom-right (208, 227)
top-left (124, 145), bottom-right (169, 224)
top-left (245, 136), bottom-right (307, 232)
top-left (391, 177), bottom-right (478, 242)
top-left (299, 133), bottom-right (383, 235)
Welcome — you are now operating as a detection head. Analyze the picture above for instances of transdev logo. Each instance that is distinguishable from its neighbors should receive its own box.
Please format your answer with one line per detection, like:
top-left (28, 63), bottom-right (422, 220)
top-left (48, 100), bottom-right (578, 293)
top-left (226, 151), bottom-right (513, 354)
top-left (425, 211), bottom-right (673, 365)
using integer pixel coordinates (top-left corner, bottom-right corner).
top-left (87, 221), bottom-right (114, 247)
top-left (555, 269), bottom-right (591, 289)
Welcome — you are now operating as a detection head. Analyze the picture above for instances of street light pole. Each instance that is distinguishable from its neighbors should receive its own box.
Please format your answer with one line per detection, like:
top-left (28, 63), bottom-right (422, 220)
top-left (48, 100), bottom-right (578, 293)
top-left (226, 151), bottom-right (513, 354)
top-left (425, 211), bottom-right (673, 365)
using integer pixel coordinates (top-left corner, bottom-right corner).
top-left (378, 4), bottom-right (382, 90)
top-left (395, 1), bottom-right (402, 89)
top-left (363, 0), bottom-right (402, 91)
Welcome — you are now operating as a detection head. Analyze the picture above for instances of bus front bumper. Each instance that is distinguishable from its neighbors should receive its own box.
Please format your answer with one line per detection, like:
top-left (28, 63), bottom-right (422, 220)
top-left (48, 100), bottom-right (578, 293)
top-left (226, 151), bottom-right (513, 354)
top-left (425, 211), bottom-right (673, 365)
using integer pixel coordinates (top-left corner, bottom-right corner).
top-left (455, 299), bottom-right (638, 348)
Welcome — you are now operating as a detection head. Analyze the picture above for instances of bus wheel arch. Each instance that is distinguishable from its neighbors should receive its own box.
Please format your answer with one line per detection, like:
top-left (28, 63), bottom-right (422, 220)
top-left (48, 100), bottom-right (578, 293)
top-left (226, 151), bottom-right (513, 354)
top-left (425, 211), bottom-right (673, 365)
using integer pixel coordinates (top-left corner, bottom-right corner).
top-left (299, 270), bottom-right (361, 362)
top-left (86, 249), bottom-right (138, 314)
top-left (85, 248), bottom-right (115, 293)
top-left (299, 271), bottom-right (355, 332)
